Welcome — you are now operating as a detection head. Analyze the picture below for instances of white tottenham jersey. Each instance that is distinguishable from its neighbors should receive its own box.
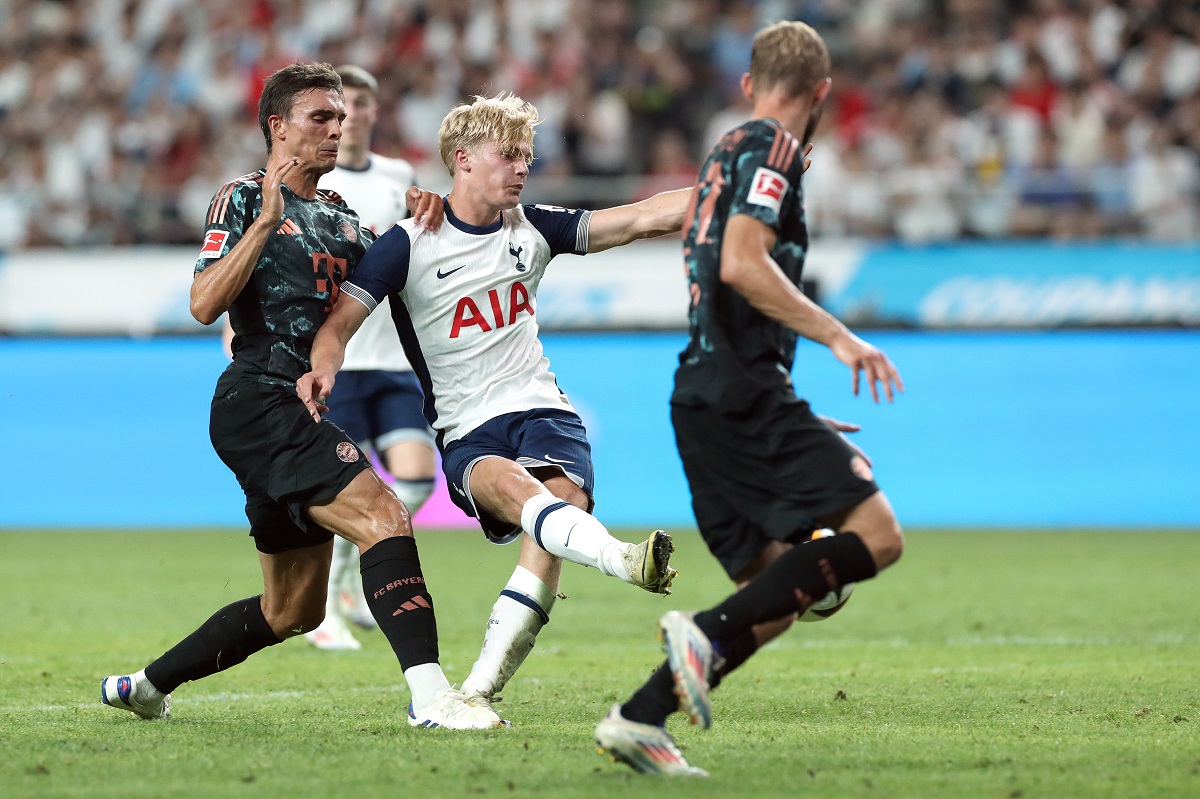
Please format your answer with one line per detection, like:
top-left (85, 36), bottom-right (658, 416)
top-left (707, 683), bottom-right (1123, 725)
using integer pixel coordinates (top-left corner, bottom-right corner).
top-left (342, 202), bottom-right (593, 446)
top-left (324, 154), bottom-right (416, 372)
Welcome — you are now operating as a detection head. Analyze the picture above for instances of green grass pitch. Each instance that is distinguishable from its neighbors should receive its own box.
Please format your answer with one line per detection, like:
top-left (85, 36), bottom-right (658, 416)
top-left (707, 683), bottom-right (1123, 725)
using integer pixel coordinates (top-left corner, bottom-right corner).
top-left (1, 528), bottom-right (1198, 798)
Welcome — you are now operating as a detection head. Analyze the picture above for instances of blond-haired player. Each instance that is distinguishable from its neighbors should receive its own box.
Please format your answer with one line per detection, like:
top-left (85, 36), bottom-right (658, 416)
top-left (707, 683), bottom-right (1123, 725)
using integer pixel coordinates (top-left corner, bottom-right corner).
top-left (299, 93), bottom-right (693, 723)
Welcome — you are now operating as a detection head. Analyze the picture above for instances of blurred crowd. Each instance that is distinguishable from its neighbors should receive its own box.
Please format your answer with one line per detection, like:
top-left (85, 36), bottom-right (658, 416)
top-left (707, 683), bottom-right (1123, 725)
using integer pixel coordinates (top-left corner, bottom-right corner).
top-left (0, 0), bottom-right (1198, 250)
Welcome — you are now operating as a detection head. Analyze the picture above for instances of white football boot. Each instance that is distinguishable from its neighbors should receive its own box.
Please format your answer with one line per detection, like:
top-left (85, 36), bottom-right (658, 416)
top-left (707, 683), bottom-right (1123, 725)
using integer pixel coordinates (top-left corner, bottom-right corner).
top-left (622, 530), bottom-right (678, 594)
top-left (100, 669), bottom-right (171, 720)
top-left (339, 586), bottom-right (378, 630)
top-left (659, 610), bottom-right (714, 729)
top-left (407, 687), bottom-right (506, 730)
top-left (303, 613), bottom-right (362, 651)
top-left (595, 704), bottom-right (708, 777)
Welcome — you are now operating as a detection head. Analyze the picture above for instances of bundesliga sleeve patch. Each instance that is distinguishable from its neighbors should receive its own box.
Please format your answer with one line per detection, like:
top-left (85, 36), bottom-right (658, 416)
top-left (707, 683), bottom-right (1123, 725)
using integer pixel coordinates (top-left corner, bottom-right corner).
top-left (198, 230), bottom-right (229, 259)
top-left (746, 167), bottom-right (789, 214)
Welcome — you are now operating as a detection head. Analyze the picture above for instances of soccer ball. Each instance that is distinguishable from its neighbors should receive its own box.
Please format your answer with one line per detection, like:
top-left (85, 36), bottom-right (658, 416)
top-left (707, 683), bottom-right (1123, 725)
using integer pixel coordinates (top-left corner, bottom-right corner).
top-left (798, 529), bottom-right (855, 623)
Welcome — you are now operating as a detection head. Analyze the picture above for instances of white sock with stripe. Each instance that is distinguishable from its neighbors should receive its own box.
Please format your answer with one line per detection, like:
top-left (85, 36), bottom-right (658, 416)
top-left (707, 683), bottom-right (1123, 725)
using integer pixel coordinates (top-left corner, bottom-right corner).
top-left (461, 566), bottom-right (557, 698)
top-left (519, 494), bottom-right (631, 581)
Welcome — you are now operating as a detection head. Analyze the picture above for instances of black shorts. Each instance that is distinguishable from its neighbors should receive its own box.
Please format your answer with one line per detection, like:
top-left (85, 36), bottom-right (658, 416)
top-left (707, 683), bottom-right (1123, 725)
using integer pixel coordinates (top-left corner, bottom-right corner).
top-left (209, 373), bottom-right (371, 554)
top-left (671, 396), bottom-right (879, 579)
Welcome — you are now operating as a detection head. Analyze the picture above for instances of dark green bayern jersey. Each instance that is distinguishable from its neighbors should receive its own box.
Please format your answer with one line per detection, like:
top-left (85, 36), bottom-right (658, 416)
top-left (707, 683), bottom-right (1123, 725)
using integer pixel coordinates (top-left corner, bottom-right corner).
top-left (195, 170), bottom-right (375, 385)
top-left (672, 118), bottom-right (810, 412)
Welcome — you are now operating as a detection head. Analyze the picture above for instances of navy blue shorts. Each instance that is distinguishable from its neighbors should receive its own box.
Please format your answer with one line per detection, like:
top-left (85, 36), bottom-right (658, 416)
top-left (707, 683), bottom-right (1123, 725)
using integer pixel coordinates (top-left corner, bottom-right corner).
top-left (441, 408), bottom-right (595, 544)
top-left (323, 370), bottom-right (433, 452)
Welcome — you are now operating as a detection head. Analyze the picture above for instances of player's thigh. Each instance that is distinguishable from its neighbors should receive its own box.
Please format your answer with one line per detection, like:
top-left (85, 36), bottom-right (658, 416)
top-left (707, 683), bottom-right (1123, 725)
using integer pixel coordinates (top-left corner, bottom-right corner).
top-left (305, 467), bottom-right (412, 551)
top-left (817, 490), bottom-right (904, 570)
top-left (685, 463), bottom-right (776, 581)
top-left (257, 539), bottom-right (333, 636)
top-left (672, 405), bottom-right (787, 579)
top-left (442, 409), bottom-right (593, 543)
top-left (244, 488), bottom-right (335, 554)
top-left (465, 456), bottom-right (546, 525)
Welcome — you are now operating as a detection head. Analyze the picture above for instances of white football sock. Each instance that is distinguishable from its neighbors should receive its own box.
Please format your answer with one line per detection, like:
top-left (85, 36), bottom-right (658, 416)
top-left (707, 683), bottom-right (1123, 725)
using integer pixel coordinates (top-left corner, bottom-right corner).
top-left (519, 494), bottom-right (631, 581)
top-left (404, 662), bottom-right (452, 711)
top-left (461, 566), bottom-right (557, 698)
top-left (135, 669), bottom-right (165, 702)
top-left (328, 537), bottom-right (355, 611)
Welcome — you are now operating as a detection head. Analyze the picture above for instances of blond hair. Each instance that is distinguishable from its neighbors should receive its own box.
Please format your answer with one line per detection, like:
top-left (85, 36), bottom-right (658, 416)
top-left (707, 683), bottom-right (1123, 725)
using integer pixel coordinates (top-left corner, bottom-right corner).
top-left (749, 21), bottom-right (831, 98)
top-left (438, 93), bottom-right (540, 175)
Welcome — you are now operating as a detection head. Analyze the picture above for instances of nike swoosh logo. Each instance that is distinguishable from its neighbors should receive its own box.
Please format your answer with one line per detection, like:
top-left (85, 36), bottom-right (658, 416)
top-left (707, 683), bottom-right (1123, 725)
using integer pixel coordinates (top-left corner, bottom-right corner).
top-left (543, 455), bottom-right (573, 464)
top-left (436, 265), bottom-right (467, 279)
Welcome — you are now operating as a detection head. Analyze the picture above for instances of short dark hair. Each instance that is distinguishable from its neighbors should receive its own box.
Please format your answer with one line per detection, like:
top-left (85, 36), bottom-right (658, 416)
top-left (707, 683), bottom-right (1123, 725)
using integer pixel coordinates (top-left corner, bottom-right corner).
top-left (335, 64), bottom-right (379, 96)
top-left (258, 62), bottom-right (343, 152)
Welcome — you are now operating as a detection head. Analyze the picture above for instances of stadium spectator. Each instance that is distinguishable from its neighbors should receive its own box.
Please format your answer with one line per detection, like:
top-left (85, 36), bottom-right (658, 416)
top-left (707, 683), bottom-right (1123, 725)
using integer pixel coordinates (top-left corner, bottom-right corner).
top-left (1130, 121), bottom-right (1200, 240)
top-left (0, 0), bottom-right (1198, 249)
top-left (1009, 128), bottom-right (1089, 238)
top-left (100, 62), bottom-right (506, 731)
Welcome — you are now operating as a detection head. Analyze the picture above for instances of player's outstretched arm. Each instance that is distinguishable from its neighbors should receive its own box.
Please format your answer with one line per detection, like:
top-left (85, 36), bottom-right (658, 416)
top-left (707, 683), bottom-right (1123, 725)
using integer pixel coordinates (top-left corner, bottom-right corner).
top-left (585, 188), bottom-right (694, 252)
top-left (191, 157), bottom-right (299, 325)
top-left (297, 295), bottom-right (371, 422)
top-left (720, 213), bottom-right (903, 403)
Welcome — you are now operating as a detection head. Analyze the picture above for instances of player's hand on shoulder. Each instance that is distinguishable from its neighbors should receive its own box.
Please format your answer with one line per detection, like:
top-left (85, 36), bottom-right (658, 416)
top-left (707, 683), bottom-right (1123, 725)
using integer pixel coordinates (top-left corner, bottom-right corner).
top-left (260, 157), bottom-right (299, 228)
top-left (829, 331), bottom-right (904, 404)
top-left (296, 371), bottom-right (333, 422)
top-left (801, 142), bottom-right (814, 173)
top-left (407, 187), bottom-right (444, 231)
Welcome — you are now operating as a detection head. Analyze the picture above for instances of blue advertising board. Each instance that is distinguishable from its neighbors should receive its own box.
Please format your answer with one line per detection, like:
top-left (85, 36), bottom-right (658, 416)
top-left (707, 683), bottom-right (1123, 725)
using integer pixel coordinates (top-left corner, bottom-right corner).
top-left (825, 243), bottom-right (1200, 327)
top-left (2, 330), bottom-right (1197, 529)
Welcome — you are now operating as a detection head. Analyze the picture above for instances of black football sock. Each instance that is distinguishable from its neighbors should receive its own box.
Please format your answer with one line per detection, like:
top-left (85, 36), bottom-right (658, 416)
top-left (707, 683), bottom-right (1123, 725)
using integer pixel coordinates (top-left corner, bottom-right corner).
top-left (620, 628), bottom-right (760, 726)
top-left (360, 536), bottom-right (440, 669)
top-left (144, 596), bottom-right (281, 694)
top-left (694, 532), bottom-right (877, 642)
top-left (709, 628), bottom-right (758, 690)
top-left (621, 662), bottom-right (678, 725)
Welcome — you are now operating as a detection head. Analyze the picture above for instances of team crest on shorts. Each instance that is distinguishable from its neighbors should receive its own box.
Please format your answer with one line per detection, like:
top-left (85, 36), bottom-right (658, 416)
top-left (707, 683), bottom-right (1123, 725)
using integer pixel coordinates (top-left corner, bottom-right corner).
top-left (336, 442), bottom-right (359, 463)
top-left (339, 219), bottom-right (358, 243)
top-left (850, 455), bottom-right (873, 481)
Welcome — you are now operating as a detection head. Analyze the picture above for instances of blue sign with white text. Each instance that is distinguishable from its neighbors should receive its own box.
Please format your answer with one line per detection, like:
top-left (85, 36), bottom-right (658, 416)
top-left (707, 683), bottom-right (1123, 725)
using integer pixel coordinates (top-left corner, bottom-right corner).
top-left (825, 243), bottom-right (1200, 327)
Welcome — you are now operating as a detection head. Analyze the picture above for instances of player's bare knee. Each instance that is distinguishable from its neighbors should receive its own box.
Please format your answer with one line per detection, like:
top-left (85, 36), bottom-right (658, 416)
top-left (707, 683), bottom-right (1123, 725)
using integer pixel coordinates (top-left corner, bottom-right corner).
top-left (343, 481), bottom-right (414, 549)
top-left (263, 599), bottom-right (325, 638)
top-left (862, 519), bottom-right (904, 571)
